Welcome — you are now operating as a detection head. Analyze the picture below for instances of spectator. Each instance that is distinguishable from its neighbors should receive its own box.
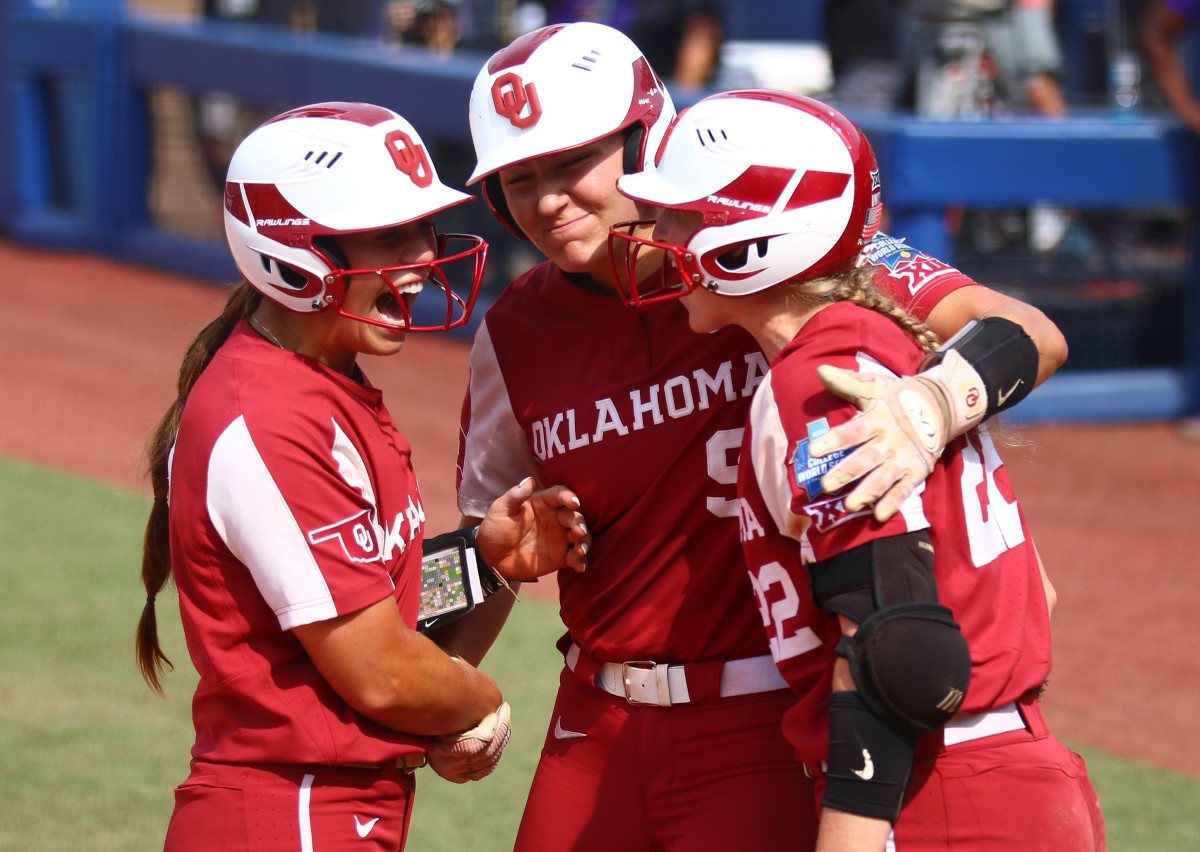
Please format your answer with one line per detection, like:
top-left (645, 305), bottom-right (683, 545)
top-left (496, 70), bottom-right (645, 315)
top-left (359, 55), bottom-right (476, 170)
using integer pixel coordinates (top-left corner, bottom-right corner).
top-left (903, 0), bottom-right (1075, 255)
top-left (824, 0), bottom-right (909, 111)
top-left (905, 0), bottom-right (1067, 118)
top-left (385, 0), bottom-right (467, 53)
top-left (1142, 0), bottom-right (1200, 134)
top-left (521, 0), bottom-right (725, 91)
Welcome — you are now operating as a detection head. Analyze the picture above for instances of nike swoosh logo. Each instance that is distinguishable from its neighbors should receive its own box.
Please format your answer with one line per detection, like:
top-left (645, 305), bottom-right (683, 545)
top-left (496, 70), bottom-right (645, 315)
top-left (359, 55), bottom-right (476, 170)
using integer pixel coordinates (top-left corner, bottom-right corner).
top-left (355, 815), bottom-right (379, 838)
top-left (996, 379), bottom-right (1023, 409)
top-left (852, 748), bottom-right (875, 781)
top-left (553, 716), bottom-right (586, 740)
top-left (420, 617), bottom-right (439, 630)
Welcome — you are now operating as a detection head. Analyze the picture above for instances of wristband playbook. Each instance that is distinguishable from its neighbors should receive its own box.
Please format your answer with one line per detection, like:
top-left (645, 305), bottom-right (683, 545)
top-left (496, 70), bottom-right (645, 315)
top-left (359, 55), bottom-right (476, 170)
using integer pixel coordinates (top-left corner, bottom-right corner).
top-left (417, 526), bottom-right (507, 632)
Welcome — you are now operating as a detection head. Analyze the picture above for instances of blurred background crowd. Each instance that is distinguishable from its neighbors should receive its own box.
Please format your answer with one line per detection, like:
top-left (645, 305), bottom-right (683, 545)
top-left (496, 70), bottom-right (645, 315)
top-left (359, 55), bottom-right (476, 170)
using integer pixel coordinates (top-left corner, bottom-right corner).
top-left (9, 0), bottom-right (1198, 394)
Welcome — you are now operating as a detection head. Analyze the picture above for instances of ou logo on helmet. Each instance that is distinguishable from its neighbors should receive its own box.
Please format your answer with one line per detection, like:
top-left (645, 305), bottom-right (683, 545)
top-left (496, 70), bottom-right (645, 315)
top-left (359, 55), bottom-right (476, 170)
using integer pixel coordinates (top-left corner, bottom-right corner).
top-left (491, 72), bottom-right (542, 129)
top-left (385, 129), bottom-right (433, 188)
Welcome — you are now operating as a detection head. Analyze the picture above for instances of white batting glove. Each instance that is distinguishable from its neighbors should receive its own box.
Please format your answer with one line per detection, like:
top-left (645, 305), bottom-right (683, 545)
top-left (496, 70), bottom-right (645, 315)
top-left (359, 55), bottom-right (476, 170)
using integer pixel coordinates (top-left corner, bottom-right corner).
top-left (426, 702), bottom-right (512, 784)
top-left (810, 351), bottom-right (987, 522)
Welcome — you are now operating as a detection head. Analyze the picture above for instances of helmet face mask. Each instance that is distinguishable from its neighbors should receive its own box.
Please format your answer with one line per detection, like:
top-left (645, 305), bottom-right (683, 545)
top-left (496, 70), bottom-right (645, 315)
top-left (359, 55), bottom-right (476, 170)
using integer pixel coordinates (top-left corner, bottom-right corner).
top-left (322, 232), bottom-right (488, 332)
top-left (223, 102), bottom-right (487, 332)
top-left (467, 23), bottom-right (676, 237)
top-left (609, 219), bottom-right (704, 306)
top-left (614, 90), bottom-right (883, 305)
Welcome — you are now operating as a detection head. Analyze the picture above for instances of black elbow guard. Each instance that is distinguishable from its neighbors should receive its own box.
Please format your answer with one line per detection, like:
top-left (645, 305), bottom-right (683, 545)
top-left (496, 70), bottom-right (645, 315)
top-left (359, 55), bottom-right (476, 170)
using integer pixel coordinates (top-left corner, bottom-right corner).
top-left (837, 602), bottom-right (971, 733)
top-left (809, 534), bottom-right (972, 734)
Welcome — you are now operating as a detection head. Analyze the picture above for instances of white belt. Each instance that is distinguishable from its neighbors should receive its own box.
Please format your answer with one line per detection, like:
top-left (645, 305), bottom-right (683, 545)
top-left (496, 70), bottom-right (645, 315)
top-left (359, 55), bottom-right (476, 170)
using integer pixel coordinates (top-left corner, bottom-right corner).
top-left (943, 701), bottom-right (1026, 745)
top-left (566, 644), bottom-right (788, 707)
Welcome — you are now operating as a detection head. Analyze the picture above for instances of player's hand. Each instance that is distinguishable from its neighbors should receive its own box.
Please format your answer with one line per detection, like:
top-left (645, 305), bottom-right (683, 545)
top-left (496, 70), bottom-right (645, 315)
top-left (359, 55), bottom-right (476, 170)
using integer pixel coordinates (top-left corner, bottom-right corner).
top-left (809, 355), bottom-right (984, 522)
top-left (477, 478), bottom-right (590, 580)
top-left (426, 702), bottom-right (512, 783)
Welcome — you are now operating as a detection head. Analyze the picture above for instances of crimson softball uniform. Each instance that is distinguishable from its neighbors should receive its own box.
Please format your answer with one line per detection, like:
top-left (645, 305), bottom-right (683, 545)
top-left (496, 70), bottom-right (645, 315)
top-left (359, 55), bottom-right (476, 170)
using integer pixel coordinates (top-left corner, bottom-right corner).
top-left (738, 301), bottom-right (1104, 849)
top-left (164, 322), bottom-right (428, 851)
top-left (456, 236), bottom-right (976, 850)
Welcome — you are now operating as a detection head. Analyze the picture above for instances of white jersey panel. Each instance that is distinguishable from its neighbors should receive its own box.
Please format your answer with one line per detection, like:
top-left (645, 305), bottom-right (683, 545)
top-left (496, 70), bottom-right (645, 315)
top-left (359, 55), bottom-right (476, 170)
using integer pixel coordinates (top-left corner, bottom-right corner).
top-left (207, 415), bottom-right (338, 629)
top-left (748, 371), bottom-right (810, 547)
top-left (331, 418), bottom-right (378, 507)
top-left (458, 318), bottom-right (541, 518)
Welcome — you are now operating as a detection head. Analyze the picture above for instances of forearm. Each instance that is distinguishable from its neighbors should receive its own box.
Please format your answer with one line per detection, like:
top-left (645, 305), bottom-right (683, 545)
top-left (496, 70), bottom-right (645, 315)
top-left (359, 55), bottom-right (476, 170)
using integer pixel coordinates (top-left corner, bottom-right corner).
top-left (360, 641), bottom-right (502, 736)
top-left (924, 286), bottom-right (1066, 389)
top-left (429, 592), bottom-right (519, 667)
top-left (296, 598), bottom-right (502, 737)
top-left (427, 513), bottom-right (522, 666)
top-left (816, 808), bottom-right (892, 852)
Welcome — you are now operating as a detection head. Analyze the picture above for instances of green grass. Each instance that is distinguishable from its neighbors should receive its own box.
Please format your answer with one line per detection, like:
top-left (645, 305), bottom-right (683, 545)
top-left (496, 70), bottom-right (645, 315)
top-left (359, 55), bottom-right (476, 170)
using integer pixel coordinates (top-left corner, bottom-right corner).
top-left (1, 455), bottom-right (1198, 850)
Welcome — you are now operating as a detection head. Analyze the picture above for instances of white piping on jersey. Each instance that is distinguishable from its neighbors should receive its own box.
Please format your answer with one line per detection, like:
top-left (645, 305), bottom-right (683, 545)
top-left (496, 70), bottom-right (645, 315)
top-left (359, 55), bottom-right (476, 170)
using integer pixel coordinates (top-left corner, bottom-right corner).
top-left (299, 773), bottom-right (316, 852)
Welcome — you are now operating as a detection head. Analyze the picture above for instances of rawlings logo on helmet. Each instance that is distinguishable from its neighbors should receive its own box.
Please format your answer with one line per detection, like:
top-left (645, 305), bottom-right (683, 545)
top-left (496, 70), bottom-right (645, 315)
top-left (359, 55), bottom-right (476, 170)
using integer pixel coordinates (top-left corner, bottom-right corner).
top-left (491, 72), bottom-right (542, 129)
top-left (255, 217), bottom-right (311, 227)
top-left (385, 129), bottom-right (433, 188)
top-left (706, 195), bottom-right (771, 214)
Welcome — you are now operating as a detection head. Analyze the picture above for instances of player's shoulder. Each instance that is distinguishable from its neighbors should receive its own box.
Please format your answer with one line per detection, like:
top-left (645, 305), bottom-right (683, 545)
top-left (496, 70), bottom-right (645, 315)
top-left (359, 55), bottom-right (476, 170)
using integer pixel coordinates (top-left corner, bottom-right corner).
top-left (774, 302), bottom-right (920, 385)
top-left (792, 300), bottom-right (901, 356)
top-left (859, 233), bottom-right (976, 318)
top-left (207, 338), bottom-right (369, 439)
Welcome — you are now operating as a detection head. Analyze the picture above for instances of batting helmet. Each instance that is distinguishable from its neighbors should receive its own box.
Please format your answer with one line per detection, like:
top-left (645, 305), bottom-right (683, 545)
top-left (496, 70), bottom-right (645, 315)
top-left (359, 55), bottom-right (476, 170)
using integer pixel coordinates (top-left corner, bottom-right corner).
top-left (223, 102), bottom-right (487, 331)
top-left (466, 22), bottom-right (675, 236)
top-left (611, 90), bottom-right (882, 304)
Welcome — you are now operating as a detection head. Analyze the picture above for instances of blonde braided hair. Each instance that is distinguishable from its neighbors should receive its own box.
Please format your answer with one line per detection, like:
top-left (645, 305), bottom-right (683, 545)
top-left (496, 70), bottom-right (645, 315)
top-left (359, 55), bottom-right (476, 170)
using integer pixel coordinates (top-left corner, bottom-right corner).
top-left (783, 265), bottom-right (941, 354)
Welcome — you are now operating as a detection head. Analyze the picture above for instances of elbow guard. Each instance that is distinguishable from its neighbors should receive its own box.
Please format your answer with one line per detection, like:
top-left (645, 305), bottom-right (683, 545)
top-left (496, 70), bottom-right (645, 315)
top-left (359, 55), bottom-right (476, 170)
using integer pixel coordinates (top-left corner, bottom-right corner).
top-left (808, 534), bottom-right (971, 734)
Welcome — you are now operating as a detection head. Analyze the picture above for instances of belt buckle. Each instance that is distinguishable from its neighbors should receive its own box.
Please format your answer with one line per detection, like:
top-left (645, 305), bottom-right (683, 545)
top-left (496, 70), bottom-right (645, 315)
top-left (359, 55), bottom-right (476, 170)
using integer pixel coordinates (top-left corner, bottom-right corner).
top-left (402, 753), bottom-right (427, 774)
top-left (620, 660), bottom-right (662, 706)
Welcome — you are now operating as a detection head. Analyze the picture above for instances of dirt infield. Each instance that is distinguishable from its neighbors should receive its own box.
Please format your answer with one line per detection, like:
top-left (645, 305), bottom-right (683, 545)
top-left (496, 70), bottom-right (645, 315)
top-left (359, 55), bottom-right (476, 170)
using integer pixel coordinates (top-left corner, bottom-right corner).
top-left (4, 237), bottom-right (1198, 778)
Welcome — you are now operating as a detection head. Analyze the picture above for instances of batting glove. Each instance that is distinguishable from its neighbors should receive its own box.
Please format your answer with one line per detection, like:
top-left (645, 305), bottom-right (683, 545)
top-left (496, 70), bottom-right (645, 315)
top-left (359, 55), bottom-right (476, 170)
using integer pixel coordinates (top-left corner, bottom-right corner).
top-left (427, 702), bottom-right (512, 783)
top-left (809, 351), bottom-right (986, 522)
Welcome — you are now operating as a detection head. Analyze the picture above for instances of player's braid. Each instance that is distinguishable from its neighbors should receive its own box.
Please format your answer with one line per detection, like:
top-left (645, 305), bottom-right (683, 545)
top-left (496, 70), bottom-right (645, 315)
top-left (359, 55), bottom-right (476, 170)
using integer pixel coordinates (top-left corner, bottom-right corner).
top-left (789, 266), bottom-right (941, 354)
top-left (136, 283), bottom-right (262, 694)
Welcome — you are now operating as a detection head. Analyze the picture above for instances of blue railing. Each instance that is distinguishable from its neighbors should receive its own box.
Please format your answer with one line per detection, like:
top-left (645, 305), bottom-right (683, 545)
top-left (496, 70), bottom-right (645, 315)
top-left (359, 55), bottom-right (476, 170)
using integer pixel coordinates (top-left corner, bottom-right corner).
top-left (2, 1), bottom-right (1197, 422)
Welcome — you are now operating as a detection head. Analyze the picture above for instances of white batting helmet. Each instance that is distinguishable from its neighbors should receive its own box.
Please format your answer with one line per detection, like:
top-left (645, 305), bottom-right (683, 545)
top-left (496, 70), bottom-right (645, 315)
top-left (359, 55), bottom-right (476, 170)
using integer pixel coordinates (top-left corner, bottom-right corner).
top-left (466, 22), bottom-right (675, 235)
top-left (612, 90), bottom-right (883, 303)
top-left (223, 102), bottom-right (487, 331)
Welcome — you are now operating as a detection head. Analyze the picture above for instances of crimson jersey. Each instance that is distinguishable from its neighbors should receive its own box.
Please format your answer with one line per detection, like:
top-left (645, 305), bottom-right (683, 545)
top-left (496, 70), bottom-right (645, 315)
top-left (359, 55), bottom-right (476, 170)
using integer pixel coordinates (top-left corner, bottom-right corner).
top-left (169, 322), bottom-right (429, 767)
top-left (457, 234), bottom-right (977, 663)
top-left (738, 301), bottom-right (1053, 761)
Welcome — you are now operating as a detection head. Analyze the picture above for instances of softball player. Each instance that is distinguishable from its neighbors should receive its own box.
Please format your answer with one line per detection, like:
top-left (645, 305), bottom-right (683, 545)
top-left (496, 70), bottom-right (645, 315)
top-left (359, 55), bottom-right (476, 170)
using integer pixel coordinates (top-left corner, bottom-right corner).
top-left (615, 88), bottom-right (1104, 850)
top-left (454, 23), bottom-right (1069, 851)
top-left (134, 102), bottom-right (588, 852)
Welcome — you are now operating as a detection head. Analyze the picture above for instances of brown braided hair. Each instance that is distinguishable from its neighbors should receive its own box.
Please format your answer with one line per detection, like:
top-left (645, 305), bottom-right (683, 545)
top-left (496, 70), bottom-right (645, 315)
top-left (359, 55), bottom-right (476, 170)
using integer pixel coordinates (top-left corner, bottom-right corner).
top-left (136, 283), bottom-right (261, 694)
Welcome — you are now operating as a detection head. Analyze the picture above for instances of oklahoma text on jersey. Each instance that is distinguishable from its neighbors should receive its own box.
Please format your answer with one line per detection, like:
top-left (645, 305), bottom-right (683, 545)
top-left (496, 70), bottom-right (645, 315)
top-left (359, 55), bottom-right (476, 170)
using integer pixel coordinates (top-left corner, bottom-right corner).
top-left (529, 351), bottom-right (769, 461)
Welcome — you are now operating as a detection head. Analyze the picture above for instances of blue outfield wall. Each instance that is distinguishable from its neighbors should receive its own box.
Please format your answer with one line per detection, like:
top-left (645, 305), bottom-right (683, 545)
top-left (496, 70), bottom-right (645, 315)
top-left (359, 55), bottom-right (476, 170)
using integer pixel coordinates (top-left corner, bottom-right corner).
top-left (1, 1), bottom-right (1199, 423)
